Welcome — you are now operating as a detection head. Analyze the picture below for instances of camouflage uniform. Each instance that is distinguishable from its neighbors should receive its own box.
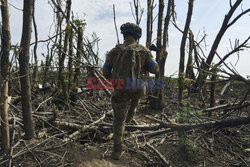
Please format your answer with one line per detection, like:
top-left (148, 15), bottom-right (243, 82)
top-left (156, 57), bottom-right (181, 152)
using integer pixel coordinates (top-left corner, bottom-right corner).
top-left (103, 24), bottom-right (159, 160)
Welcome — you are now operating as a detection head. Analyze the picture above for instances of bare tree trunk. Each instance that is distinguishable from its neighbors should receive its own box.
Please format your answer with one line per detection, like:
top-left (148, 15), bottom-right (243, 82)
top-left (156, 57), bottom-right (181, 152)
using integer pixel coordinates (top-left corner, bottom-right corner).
top-left (71, 27), bottom-right (83, 103)
top-left (150, 0), bottom-right (173, 110)
top-left (210, 70), bottom-right (217, 110)
top-left (74, 27), bottom-right (83, 88)
top-left (156, 0), bottom-right (172, 108)
top-left (149, 0), bottom-right (164, 109)
top-left (162, 0), bottom-right (172, 51)
top-left (19, 0), bottom-right (35, 139)
top-left (155, 0), bottom-right (164, 65)
top-left (14, 47), bottom-right (22, 92)
top-left (43, 42), bottom-right (51, 86)
top-left (146, 0), bottom-right (152, 48)
top-left (32, 0), bottom-right (38, 85)
top-left (185, 30), bottom-right (195, 80)
top-left (0, 0), bottom-right (10, 150)
top-left (185, 30), bottom-right (195, 106)
top-left (145, 0), bottom-right (154, 97)
top-left (178, 0), bottom-right (194, 105)
top-left (52, 0), bottom-right (63, 87)
top-left (58, 0), bottom-right (71, 103)
top-left (68, 25), bottom-right (73, 92)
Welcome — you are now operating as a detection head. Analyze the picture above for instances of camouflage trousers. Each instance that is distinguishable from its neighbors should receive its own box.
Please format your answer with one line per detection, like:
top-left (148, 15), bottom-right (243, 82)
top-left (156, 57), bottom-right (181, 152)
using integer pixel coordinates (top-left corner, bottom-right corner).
top-left (111, 89), bottom-right (144, 147)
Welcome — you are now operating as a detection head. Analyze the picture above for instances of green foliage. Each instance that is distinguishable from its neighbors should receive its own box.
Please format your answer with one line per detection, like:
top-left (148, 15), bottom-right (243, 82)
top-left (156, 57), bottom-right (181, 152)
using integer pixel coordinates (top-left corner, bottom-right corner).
top-left (163, 77), bottom-right (177, 84)
top-left (178, 72), bottom-right (185, 88)
top-left (73, 19), bottom-right (86, 28)
top-left (178, 134), bottom-right (197, 152)
top-left (176, 106), bottom-right (203, 124)
top-left (243, 137), bottom-right (250, 142)
top-left (178, 73), bottom-right (195, 89)
top-left (184, 77), bottom-right (195, 87)
top-left (232, 80), bottom-right (245, 86)
top-left (176, 107), bottom-right (202, 153)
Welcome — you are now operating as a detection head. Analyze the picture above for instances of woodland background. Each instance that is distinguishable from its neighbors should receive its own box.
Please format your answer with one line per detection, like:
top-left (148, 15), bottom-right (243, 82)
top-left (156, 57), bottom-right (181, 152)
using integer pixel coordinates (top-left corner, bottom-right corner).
top-left (0, 0), bottom-right (250, 166)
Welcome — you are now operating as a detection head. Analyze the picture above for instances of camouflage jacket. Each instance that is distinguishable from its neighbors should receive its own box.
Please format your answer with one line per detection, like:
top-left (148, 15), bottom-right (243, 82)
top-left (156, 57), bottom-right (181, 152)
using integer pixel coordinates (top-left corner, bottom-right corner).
top-left (103, 38), bottom-right (159, 80)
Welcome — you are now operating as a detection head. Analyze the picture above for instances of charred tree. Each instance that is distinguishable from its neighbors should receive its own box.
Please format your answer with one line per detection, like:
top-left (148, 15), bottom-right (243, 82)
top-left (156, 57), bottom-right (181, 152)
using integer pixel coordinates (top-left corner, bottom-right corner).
top-left (146, 0), bottom-right (154, 48)
top-left (149, 0), bottom-right (164, 109)
top-left (185, 30), bottom-right (195, 80)
top-left (196, 0), bottom-right (250, 88)
top-left (58, 0), bottom-right (71, 103)
top-left (178, 0), bottom-right (194, 105)
top-left (150, 0), bottom-right (173, 109)
top-left (32, 0), bottom-right (38, 85)
top-left (19, 0), bottom-right (35, 139)
top-left (155, 0), bottom-right (164, 62)
top-left (0, 0), bottom-right (10, 150)
top-left (74, 27), bottom-right (83, 88)
top-left (210, 70), bottom-right (217, 110)
top-left (43, 42), bottom-right (52, 86)
top-left (145, 0), bottom-right (154, 96)
top-left (185, 30), bottom-right (195, 106)
top-left (68, 25), bottom-right (74, 92)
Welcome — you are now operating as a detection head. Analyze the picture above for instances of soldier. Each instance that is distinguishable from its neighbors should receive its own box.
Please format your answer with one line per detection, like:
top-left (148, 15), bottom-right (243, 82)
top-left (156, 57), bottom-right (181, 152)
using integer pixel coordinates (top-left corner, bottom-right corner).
top-left (103, 22), bottom-right (159, 160)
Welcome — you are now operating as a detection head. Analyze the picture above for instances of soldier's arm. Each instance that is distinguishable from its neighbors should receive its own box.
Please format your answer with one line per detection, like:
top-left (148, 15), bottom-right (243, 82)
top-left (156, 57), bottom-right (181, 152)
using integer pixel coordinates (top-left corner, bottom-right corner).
top-left (102, 49), bottom-right (114, 79)
top-left (145, 51), bottom-right (159, 74)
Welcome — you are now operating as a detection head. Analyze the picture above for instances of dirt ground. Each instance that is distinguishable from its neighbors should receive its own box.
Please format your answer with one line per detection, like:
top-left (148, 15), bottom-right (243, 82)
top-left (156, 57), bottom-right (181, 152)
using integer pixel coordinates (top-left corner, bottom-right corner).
top-left (0, 80), bottom-right (250, 167)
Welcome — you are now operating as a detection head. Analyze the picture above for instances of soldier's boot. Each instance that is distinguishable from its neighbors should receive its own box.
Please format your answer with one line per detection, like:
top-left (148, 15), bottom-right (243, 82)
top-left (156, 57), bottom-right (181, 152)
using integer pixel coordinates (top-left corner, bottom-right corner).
top-left (126, 99), bottom-right (139, 123)
top-left (111, 144), bottom-right (122, 160)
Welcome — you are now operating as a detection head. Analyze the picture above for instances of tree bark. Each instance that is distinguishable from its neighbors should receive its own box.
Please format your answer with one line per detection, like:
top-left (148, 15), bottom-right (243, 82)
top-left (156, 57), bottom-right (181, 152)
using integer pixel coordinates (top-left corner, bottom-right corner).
top-left (178, 0), bottom-right (194, 104)
top-left (58, 0), bottom-right (71, 103)
top-left (162, 0), bottom-right (172, 50)
top-left (185, 30), bottom-right (195, 80)
top-left (149, 0), bottom-right (164, 110)
top-left (156, 0), bottom-right (164, 64)
top-left (156, 0), bottom-right (164, 78)
top-left (209, 70), bottom-right (217, 110)
top-left (19, 0), bottom-right (35, 139)
top-left (146, 0), bottom-right (153, 48)
top-left (186, 30), bottom-right (195, 105)
top-left (74, 27), bottom-right (83, 87)
top-left (0, 0), bottom-right (11, 150)
top-left (32, 0), bottom-right (38, 85)
top-left (156, 0), bottom-right (172, 108)
top-left (150, 0), bottom-right (173, 110)
top-left (158, 0), bottom-right (172, 78)
top-left (68, 25), bottom-right (74, 92)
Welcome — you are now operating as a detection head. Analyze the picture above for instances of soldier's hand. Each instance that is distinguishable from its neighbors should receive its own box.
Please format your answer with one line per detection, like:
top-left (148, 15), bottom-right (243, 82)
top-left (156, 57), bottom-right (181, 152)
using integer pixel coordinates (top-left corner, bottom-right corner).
top-left (149, 44), bottom-right (161, 52)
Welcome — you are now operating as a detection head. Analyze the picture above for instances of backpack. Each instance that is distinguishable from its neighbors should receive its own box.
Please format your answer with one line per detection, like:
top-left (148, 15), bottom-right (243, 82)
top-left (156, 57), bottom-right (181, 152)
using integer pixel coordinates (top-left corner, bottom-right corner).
top-left (112, 43), bottom-right (143, 90)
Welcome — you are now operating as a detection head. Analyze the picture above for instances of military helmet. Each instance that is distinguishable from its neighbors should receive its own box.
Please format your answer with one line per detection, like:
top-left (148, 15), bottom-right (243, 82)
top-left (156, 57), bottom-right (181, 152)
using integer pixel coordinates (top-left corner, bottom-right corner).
top-left (120, 22), bottom-right (142, 39)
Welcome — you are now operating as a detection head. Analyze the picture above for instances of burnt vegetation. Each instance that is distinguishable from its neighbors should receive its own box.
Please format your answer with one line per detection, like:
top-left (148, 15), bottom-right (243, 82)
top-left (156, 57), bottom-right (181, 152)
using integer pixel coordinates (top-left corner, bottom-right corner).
top-left (0, 0), bottom-right (250, 166)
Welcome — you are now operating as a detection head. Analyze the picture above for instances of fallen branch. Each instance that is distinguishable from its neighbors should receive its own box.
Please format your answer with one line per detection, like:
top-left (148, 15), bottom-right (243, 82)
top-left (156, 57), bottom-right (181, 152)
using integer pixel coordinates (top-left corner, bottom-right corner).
top-left (146, 143), bottom-right (171, 167)
top-left (35, 97), bottom-right (53, 112)
top-left (100, 123), bottom-right (162, 131)
top-left (63, 110), bottom-right (112, 142)
top-left (151, 116), bottom-right (250, 132)
top-left (137, 129), bottom-right (172, 139)
top-left (0, 133), bottom-right (65, 166)
top-left (55, 121), bottom-right (82, 129)
top-left (134, 116), bottom-right (250, 141)
top-left (202, 101), bottom-right (250, 113)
